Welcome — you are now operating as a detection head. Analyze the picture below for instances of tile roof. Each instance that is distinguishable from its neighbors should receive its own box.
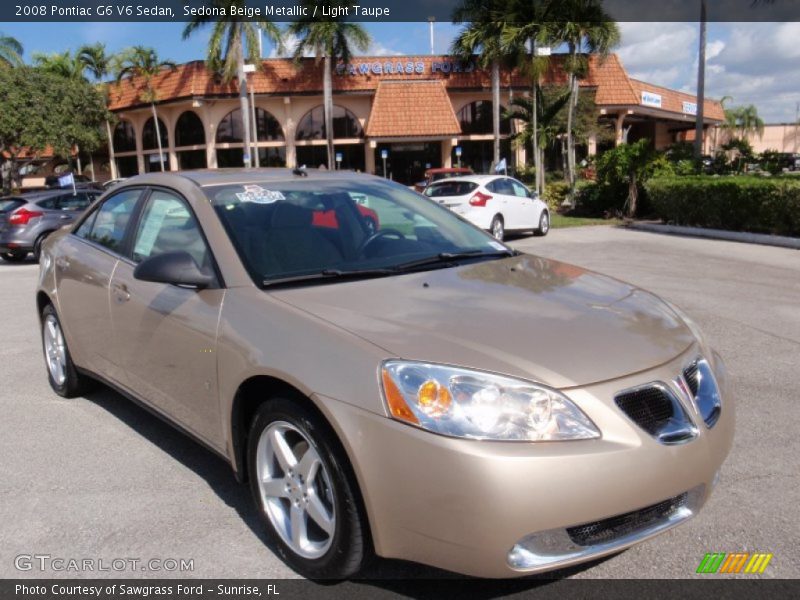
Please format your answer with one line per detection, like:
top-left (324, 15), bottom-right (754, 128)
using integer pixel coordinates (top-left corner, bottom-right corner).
top-left (106, 54), bottom-right (723, 124)
top-left (365, 80), bottom-right (461, 137)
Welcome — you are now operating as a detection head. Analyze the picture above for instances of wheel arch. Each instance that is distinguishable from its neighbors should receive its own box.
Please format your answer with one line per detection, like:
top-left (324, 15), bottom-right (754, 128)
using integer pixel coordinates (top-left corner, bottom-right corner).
top-left (36, 290), bottom-right (53, 322)
top-left (230, 374), bottom-right (375, 552)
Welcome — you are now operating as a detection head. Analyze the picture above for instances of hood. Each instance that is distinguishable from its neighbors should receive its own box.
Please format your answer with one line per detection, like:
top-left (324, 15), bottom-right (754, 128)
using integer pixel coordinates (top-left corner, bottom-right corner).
top-left (271, 255), bottom-right (695, 388)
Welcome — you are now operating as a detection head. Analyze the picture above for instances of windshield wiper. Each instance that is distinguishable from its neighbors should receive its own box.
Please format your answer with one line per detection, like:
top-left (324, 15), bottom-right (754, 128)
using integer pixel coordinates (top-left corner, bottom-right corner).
top-left (393, 248), bottom-right (518, 272)
top-left (262, 267), bottom-right (396, 288)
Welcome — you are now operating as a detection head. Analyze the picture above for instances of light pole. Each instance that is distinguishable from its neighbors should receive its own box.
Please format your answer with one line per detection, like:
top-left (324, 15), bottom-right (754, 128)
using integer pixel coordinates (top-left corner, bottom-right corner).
top-left (428, 17), bottom-right (435, 55)
top-left (243, 63), bottom-right (259, 167)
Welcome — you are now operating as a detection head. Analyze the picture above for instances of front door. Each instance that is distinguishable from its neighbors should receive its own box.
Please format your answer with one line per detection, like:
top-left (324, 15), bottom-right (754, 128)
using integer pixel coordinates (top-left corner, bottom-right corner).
top-left (108, 188), bottom-right (225, 449)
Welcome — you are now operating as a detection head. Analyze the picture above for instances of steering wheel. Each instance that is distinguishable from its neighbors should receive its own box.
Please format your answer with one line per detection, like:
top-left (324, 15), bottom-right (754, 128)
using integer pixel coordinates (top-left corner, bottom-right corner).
top-left (357, 228), bottom-right (406, 255)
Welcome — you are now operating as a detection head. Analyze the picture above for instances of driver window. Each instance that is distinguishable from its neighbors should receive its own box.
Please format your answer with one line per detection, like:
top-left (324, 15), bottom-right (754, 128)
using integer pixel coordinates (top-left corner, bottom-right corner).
top-left (132, 191), bottom-right (210, 269)
top-left (510, 180), bottom-right (530, 198)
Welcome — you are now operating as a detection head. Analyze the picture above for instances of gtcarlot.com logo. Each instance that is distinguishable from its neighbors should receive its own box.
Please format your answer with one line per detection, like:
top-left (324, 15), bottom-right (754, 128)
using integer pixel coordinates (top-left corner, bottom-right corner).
top-left (14, 554), bottom-right (194, 573)
top-left (697, 552), bottom-right (773, 574)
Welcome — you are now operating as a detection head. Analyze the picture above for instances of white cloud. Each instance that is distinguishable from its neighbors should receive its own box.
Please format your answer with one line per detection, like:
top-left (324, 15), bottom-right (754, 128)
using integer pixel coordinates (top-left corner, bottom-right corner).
top-left (616, 22), bottom-right (800, 123)
top-left (269, 33), bottom-right (400, 59)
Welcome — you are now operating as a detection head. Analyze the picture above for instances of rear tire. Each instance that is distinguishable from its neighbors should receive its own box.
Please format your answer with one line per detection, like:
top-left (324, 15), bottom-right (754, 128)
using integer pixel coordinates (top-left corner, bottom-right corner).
top-left (534, 210), bottom-right (550, 237)
top-left (33, 232), bottom-right (51, 262)
top-left (41, 304), bottom-right (94, 398)
top-left (490, 215), bottom-right (505, 241)
top-left (1, 251), bottom-right (27, 263)
top-left (247, 397), bottom-right (368, 579)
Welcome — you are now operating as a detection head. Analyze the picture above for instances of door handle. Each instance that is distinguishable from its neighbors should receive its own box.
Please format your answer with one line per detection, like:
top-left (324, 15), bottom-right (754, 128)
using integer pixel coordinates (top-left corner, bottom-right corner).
top-left (59, 215), bottom-right (71, 220)
top-left (111, 282), bottom-right (130, 303)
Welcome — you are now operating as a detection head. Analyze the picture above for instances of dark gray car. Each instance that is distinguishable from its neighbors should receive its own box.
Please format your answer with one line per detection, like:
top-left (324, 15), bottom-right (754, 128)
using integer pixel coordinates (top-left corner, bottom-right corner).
top-left (0, 189), bottom-right (99, 262)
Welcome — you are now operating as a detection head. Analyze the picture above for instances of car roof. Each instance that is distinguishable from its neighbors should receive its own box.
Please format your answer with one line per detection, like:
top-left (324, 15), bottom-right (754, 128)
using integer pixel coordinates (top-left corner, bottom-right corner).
top-left (118, 168), bottom-right (388, 189)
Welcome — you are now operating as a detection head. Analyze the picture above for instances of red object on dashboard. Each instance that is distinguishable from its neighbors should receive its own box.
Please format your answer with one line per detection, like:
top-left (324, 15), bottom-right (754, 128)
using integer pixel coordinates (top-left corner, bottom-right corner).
top-left (313, 205), bottom-right (380, 230)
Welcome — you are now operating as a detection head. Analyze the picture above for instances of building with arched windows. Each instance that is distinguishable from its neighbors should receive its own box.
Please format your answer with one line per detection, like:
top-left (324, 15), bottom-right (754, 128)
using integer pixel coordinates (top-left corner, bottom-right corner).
top-left (105, 55), bottom-right (723, 185)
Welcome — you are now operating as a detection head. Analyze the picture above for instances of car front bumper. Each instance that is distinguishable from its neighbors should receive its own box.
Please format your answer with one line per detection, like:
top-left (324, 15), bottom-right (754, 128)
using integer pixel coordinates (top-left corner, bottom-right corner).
top-left (317, 348), bottom-right (734, 578)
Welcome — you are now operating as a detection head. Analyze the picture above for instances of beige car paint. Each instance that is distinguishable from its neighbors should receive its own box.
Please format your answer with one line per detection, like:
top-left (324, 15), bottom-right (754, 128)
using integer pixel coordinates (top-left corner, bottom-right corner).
top-left (38, 170), bottom-right (734, 578)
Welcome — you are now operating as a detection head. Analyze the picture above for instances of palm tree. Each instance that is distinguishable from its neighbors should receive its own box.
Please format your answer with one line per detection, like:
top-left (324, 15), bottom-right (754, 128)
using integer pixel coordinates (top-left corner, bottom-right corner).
top-left (551, 1), bottom-right (620, 203)
top-left (0, 33), bottom-right (23, 67)
top-left (288, 0), bottom-right (370, 169)
top-left (183, 0), bottom-right (282, 168)
top-left (724, 104), bottom-right (765, 141)
top-left (33, 51), bottom-right (85, 79)
top-left (115, 46), bottom-right (176, 172)
top-left (505, 86), bottom-right (572, 183)
top-left (501, 0), bottom-right (559, 195)
top-left (694, 0), bottom-right (707, 159)
top-left (78, 43), bottom-right (111, 81)
top-left (452, 0), bottom-right (510, 169)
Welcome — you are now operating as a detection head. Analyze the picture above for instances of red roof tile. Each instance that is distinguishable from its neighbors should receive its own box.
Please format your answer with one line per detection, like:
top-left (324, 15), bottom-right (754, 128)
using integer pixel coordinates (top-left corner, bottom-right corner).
top-left (365, 80), bottom-right (461, 137)
top-left (106, 54), bottom-right (722, 124)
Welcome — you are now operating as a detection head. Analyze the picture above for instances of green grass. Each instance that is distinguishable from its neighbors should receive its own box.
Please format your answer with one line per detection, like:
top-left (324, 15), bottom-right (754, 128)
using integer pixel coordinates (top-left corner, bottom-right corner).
top-left (550, 214), bottom-right (622, 229)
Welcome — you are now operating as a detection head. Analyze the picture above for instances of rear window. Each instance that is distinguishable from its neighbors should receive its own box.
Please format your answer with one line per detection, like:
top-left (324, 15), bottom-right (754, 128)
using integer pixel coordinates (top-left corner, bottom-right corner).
top-left (424, 181), bottom-right (478, 198)
top-left (0, 198), bottom-right (24, 214)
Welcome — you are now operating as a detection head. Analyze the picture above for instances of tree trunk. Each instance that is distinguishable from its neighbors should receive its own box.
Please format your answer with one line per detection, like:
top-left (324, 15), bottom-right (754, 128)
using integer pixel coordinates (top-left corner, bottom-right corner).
top-left (566, 44), bottom-right (578, 206)
top-left (105, 120), bottom-right (117, 180)
top-left (151, 102), bottom-right (165, 172)
top-left (628, 172), bottom-right (638, 218)
top-left (238, 41), bottom-right (252, 168)
top-left (323, 54), bottom-right (335, 170)
top-left (694, 0), bottom-right (707, 161)
top-left (531, 41), bottom-right (541, 195)
top-left (491, 60), bottom-right (500, 168)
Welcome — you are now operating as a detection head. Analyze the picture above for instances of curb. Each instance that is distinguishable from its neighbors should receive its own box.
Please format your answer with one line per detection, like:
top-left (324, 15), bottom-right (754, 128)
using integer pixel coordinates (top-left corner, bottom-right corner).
top-left (626, 223), bottom-right (800, 250)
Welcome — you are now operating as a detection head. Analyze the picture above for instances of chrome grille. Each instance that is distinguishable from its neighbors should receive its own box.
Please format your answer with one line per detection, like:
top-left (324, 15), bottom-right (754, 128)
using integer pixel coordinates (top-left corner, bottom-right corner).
top-left (683, 361), bottom-right (699, 396)
top-left (614, 383), bottom-right (697, 444)
top-left (567, 492), bottom-right (689, 547)
top-left (615, 386), bottom-right (674, 436)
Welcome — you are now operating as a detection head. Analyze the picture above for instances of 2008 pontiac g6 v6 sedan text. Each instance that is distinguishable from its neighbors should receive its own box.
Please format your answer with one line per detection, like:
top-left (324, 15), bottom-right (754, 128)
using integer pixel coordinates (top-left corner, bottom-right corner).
top-left (36, 170), bottom-right (733, 578)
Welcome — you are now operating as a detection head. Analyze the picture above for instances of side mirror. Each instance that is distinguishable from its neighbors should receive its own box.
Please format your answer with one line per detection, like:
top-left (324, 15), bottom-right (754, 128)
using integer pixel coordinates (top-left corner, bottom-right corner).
top-left (133, 251), bottom-right (214, 290)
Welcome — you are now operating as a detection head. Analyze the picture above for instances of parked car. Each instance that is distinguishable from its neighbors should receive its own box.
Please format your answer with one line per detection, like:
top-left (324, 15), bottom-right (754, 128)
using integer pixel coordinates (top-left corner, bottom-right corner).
top-left (37, 170), bottom-right (733, 579)
top-left (413, 167), bottom-right (473, 193)
top-left (424, 174), bottom-right (549, 241)
top-left (0, 189), bottom-right (99, 262)
top-left (44, 173), bottom-right (102, 191)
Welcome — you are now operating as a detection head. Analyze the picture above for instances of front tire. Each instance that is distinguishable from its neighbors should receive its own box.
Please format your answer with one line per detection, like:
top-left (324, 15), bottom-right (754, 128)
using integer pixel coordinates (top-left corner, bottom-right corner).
top-left (490, 215), bottom-right (505, 241)
top-left (41, 304), bottom-right (94, 397)
top-left (534, 210), bottom-right (550, 237)
top-left (247, 398), bottom-right (367, 578)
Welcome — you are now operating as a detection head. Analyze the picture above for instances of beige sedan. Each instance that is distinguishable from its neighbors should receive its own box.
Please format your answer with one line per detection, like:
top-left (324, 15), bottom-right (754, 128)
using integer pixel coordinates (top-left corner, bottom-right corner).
top-left (36, 170), bottom-right (734, 578)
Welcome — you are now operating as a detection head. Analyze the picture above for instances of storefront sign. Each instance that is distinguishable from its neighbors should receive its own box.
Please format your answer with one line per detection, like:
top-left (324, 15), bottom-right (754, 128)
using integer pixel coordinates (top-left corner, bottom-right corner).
top-left (336, 60), bottom-right (475, 77)
top-left (641, 91), bottom-right (662, 108)
top-left (682, 101), bottom-right (698, 115)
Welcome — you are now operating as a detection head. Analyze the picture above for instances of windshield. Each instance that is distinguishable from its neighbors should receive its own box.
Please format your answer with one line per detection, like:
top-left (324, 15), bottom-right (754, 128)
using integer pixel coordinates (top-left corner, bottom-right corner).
top-left (204, 177), bottom-right (511, 286)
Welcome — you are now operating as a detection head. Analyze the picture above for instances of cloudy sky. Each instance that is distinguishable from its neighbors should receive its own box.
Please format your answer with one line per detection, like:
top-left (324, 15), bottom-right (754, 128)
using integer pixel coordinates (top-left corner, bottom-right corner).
top-left (6, 20), bottom-right (800, 123)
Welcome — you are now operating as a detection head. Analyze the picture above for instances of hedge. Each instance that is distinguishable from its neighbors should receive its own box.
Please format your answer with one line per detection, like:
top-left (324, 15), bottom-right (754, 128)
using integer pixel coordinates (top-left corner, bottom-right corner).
top-left (644, 176), bottom-right (800, 237)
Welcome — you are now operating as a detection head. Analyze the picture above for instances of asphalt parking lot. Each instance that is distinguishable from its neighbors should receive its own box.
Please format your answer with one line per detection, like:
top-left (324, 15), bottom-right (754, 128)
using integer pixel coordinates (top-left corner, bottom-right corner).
top-left (1, 225), bottom-right (798, 582)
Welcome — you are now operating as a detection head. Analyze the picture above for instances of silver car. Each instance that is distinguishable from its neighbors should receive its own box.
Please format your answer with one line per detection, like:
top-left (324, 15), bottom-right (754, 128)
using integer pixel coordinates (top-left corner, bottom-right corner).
top-left (0, 189), bottom-right (99, 262)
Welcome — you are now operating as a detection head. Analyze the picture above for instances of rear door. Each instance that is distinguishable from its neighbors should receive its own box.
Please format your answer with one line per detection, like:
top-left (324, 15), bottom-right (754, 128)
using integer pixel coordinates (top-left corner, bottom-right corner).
top-left (108, 187), bottom-right (225, 449)
top-left (56, 188), bottom-right (143, 383)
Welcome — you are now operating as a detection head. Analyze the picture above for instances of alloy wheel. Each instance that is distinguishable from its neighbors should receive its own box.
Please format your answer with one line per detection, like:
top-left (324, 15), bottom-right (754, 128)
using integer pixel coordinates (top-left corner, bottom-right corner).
top-left (43, 314), bottom-right (67, 386)
top-left (255, 421), bottom-right (336, 559)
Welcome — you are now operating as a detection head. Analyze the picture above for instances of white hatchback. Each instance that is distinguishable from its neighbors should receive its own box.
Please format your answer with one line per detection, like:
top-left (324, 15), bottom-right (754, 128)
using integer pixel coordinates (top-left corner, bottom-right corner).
top-left (423, 175), bottom-right (549, 241)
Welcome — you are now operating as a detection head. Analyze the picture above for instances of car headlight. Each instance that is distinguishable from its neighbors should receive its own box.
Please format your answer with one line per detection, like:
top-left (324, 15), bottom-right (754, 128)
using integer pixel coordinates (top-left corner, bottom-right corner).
top-left (380, 361), bottom-right (600, 441)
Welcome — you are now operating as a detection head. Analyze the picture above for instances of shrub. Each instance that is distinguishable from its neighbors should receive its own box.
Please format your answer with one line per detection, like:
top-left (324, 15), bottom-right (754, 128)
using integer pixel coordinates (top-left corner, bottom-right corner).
top-left (542, 181), bottom-right (570, 210)
top-left (645, 176), bottom-right (800, 236)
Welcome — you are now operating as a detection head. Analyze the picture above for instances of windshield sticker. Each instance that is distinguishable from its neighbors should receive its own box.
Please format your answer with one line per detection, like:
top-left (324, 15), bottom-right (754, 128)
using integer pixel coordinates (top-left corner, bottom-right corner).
top-left (488, 241), bottom-right (508, 251)
top-left (235, 185), bottom-right (285, 204)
